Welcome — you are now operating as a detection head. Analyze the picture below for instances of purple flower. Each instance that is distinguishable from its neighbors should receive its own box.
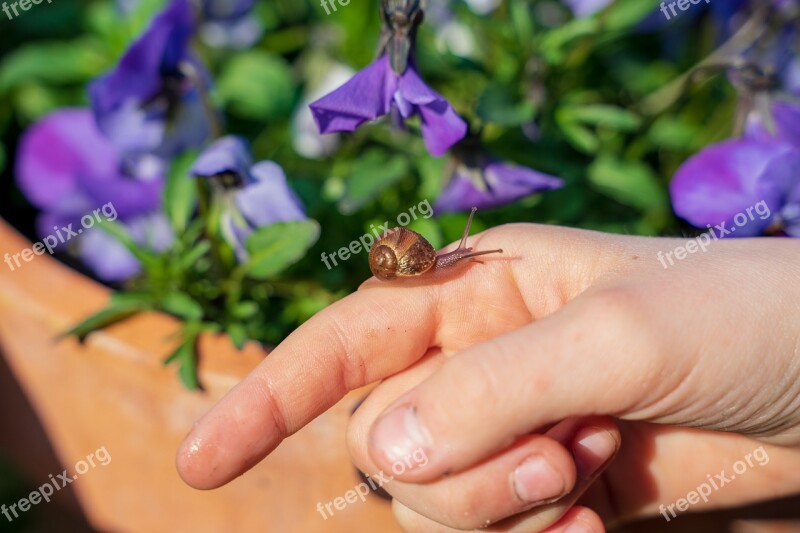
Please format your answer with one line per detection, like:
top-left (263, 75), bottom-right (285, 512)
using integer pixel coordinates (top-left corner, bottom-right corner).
top-left (670, 139), bottom-right (800, 237)
top-left (435, 156), bottom-right (565, 213)
top-left (563, 0), bottom-right (612, 17)
top-left (309, 55), bottom-right (467, 157)
top-left (15, 108), bottom-right (171, 281)
top-left (199, 0), bottom-right (262, 49)
top-left (745, 100), bottom-right (800, 149)
top-left (78, 213), bottom-right (173, 281)
top-left (190, 136), bottom-right (306, 260)
top-left (89, 0), bottom-right (212, 160)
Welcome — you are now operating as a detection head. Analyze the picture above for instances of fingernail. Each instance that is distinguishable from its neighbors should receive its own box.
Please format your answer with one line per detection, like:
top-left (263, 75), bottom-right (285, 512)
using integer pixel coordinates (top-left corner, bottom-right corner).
top-left (371, 405), bottom-right (431, 466)
top-left (512, 455), bottom-right (567, 504)
top-left (572, 427), bottom-right (618, 477)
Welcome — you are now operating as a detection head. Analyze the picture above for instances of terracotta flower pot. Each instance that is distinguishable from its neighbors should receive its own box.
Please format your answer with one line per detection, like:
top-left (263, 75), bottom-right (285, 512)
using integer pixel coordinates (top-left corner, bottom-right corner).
top-left (0, 219), bottom-right (397, 532)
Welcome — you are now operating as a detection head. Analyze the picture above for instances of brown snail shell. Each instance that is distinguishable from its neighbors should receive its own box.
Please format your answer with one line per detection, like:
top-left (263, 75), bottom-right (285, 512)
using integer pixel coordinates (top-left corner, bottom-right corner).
top-left (368, 228), bottom-right (436, 280)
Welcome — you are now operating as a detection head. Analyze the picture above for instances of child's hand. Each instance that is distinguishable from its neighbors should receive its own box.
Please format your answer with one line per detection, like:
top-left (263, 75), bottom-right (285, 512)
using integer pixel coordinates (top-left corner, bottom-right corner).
top-left (177, 224), bottom-right (800, 531)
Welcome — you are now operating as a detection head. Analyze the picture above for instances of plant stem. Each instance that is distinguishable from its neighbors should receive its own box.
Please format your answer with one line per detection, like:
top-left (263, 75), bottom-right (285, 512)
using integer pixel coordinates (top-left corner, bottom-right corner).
top-left (636, 8), bottom-right (770, 116)
top-left (180, 59), bottom-right (223, 139)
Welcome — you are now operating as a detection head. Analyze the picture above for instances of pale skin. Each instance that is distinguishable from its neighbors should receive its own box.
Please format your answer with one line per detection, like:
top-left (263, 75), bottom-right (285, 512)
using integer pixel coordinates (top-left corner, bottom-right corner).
top-left (176, 223), bottom-right (800, 531)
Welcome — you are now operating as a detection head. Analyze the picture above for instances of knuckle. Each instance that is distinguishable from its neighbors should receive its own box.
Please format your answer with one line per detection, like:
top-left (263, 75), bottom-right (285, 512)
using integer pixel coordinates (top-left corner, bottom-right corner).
top-left (251, 375), bottom-right (291, 439)
top-left (321, 313), bottom-right (368, 392)
top-left (579, 286), bottom-right (658, 352)
top-left (440, 352), bottom-right (506, 417)
top-left (441, 495), bottom-right (492, 530)
top-left (574, 285), bottom-right (672, 409)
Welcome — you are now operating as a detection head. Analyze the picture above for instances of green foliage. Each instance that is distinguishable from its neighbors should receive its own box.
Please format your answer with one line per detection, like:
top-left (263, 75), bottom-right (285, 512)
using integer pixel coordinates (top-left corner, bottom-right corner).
top-left (337, 150), bottom-right (410, 214)
top-left (217, 51), bottom-right (295, 120)
top-left (245, 221), bottom-right (321, 279)
top-left (0, 38), bottom-right (107, 93)
top-left (164, 151), bottom-right (199, 233)
top-left (588, 155), bottom-right (668, 214)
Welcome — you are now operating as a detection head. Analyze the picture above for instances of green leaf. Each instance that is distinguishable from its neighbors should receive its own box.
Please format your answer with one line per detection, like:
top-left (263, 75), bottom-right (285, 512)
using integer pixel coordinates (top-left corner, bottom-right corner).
top-left (165, 151), bottom-right (198, 233)
top-left (559, 122), bottom-right (600, 154)
top-left (178, 240), bottom-right (212, 271)
top-left (602, 0), bottom-right (661, 31)
top-left (476, 84), bottom-right (536, 127)
top-left (0, 39), bottom-right (106, 92)
top-left (232, 301), bottom-right (259, 320)
top-left (178, 347), bottom-right (199, 389)
top-left (588, 155), bottom-right (668, 212)
top-left (416, 154), bottom-right (446, 203)
top-left (98, 221), bottom-right (159, 268)
top-left (13, 83), bottom-right (63, 121)
top-left (227, 323), bottom-right (248, 351)
top-left (338, 150), bottom-right (409, 214)
top-left (244, 220), bottom-right (320, 279)
top-left (128, 0), bottom-right (168, 36)
top-left (110, 292), bottom-right (153, 306)
top-left (562, 105), bottom-right (642, 131)
top-left (164, 323), bottom-right (201, 390)
top-left (510, 0), bottom-right (534, 47)
top-left (161, 292), bottom-right (204, 321)
top-left (60, 300), bottom-right (150, 342)
top-left (217, 51), bottom-right (295, 120)
top-left (648, 116), bottom-right (701, 150)
top-left (539, 18), bottom-right (599, 65)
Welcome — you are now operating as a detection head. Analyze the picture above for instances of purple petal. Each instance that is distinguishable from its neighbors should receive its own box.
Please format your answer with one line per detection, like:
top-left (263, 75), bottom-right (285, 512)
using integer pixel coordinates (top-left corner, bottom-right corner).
top-left (398, 66), bottom-right (467, 156)
top-left (435, 169), bottom-right (490, 212)
top-left (235, 161), bottom-right (306, 227)
top-left (92, 79), bottom-right (211, 159)
top-left (417, 102), bottom-right (468, 157)
top-left (396, 66), bottom-right (441, 107)
top-left (200, 16), bottom-right (262, 49)
top-left (435, 162), bottom-right (564, 212)
top-left (670, 139), bottom-right (798, 234)
top-left (16, 109), bottom-right (117, 210)
top-left (89, 98), bottom-right (168, 159)
top-left (16, 108), bottom-right (163, 221)
top-left (36, 206), bottom-right (93, 254)
top-left (89, 0), bottom-right (194, 114)
top-left (220, 210), bottom-right (250, 262)
top-left (127, 211), bottom-right (175, 253)
top-left (191, 135), bottom-right (253, 179)
top-left (77, 227), bottom-right (143, 282)
top-left (202, 0), bottom-right (255, 20)
top-left (783, 59), bottom-right (800, 94)
top-left (309, 56), bottom-right (397, 134)
top-left (157, 86), bottom-right (214, 156)
top-left (745, 100), bottom-right (800, 150)
top-left (563, 0), bottom-right (613, 17)
top-left (89, 1), bottom-right (212, 158)
top-left (76, 213), bottom-right (173, 282)
top-left (779, 176), bottom-right (800, 236)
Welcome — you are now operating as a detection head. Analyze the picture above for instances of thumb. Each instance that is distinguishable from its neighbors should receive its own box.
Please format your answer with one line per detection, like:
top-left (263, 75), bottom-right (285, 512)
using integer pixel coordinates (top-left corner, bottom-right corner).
top-left (366, 286), bottom-right (682, 481)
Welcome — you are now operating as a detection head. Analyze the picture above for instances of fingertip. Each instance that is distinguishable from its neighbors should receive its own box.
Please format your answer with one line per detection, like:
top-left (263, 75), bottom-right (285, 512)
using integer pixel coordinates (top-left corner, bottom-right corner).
top-left (571, 423), bottom-right (621, 479)
top-left (544, 506), bottom-right (605, 533)
top-left (176, 429), bottom-right (221, 490)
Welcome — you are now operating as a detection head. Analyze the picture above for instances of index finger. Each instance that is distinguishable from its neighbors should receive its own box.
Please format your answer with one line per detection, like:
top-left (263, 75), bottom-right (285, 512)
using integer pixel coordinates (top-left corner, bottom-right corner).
top-left (176, 284), bottom-right (440, 489)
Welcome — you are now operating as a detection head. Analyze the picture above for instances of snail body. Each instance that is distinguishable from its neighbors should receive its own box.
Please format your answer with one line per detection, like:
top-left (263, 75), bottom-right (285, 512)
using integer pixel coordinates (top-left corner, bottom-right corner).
top-left (368, 207), bottom-right (503, 281)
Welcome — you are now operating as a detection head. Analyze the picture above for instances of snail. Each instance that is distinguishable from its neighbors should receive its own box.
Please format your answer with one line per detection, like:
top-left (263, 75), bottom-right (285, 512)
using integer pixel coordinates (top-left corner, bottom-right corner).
top-left (368, 207), bottom-right (502, 281)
